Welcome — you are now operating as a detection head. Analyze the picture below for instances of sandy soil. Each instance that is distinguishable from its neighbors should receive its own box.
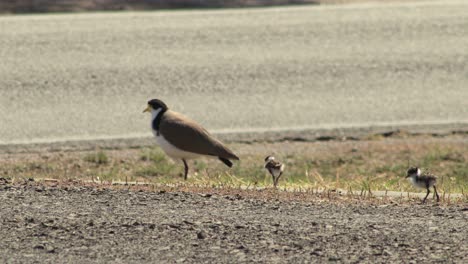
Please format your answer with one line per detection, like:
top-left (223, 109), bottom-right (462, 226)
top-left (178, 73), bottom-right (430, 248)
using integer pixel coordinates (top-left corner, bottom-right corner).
top-left (1, 180), bottom-right (466, 263)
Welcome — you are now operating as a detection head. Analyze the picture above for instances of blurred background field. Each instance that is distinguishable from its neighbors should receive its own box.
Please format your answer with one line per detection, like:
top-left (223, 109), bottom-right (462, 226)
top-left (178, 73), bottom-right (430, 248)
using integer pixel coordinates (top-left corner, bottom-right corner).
top-left (1, 1), bottom-right (467, 145)
top-left (0, 0), bottom-right (426, 14)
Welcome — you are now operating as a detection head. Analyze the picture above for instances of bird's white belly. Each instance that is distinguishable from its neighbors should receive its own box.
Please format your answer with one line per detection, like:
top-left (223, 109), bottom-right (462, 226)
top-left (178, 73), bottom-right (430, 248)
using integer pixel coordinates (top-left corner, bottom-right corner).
top-left (271, 164), bottom-right (285, 177)
top-left (153, 131), bottom-right (200, 160)
top-left (408, 177), bottom-right (426, 189)
top-left (272, 169), bottom-right (281, 177)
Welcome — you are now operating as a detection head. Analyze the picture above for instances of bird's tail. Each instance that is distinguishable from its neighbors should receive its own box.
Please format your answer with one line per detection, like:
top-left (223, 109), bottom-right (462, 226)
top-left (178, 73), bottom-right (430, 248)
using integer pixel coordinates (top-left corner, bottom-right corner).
top-left (219, 157), bottom-right (233, 167)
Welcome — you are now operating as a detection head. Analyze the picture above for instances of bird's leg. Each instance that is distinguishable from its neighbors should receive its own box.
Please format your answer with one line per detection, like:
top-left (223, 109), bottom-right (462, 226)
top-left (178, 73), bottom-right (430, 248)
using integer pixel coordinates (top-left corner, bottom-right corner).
top-left (182, 159), bottom-right (189, 180)
top-left (422, 188), bottom-right (430, 204)
top-left (267, 169), bottom-right (276, 189)
top-left (274, 172), bottom-right (283, 189)
top-left (433, 185), bottom-right (440, 202)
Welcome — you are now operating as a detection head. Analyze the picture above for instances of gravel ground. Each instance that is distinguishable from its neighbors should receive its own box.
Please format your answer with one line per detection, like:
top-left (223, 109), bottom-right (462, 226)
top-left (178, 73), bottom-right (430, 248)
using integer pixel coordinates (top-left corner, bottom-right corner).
top-left (1, 182), bottom-right (466, 263)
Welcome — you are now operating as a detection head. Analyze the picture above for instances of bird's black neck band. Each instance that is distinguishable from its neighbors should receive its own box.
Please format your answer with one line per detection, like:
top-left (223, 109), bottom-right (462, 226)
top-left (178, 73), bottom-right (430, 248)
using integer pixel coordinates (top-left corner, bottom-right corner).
top-left (152, 109), bottom-right (167, 135)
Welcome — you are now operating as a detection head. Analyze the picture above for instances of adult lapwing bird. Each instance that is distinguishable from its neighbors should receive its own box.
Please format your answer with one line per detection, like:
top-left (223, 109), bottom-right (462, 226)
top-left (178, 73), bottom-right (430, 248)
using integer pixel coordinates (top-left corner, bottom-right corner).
top-left (143, 99), bottom-right (239, 180)
top-left (264, 155), bottom-right (285, 188)
top-left (406, 167), bottom-right (440, 203)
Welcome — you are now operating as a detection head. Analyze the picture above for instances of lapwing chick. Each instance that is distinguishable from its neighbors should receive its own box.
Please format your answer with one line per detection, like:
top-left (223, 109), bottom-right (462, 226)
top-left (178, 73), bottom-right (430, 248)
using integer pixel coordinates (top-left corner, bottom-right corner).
top-left (143, 99), bottom-right (239, 180)
top-left (406, 167), bottom-right (440, 203)
top-left (264, 155), bottom-right (285, 188)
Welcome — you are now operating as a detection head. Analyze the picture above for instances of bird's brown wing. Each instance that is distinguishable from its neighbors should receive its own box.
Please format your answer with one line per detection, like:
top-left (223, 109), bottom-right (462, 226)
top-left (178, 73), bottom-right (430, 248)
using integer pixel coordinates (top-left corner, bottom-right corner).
top-left (159, 111), bottom-right (239, 160)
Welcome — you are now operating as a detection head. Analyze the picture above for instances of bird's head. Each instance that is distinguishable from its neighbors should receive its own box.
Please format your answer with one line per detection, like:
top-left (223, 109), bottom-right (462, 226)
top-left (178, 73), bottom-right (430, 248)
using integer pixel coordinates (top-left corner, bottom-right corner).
top-left (143, 99), bottom-right (168, 114)
top-left (264, 155), bottom-right (275, 163)
top-left (406, 167), bottom-right (421, 178)
top-left (264, 156), bottom-right (276, 168)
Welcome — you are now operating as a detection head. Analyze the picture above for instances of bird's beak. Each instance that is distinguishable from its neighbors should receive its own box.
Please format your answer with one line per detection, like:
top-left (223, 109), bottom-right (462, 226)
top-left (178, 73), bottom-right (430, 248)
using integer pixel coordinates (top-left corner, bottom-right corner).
top-left (143, 105), bottom-right (151, 113)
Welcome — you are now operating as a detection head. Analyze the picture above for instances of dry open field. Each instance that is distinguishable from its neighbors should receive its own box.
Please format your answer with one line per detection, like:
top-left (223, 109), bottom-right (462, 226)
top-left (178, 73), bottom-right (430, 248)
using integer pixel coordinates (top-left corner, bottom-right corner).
top-left (2, 132), bottom-right (468, 195)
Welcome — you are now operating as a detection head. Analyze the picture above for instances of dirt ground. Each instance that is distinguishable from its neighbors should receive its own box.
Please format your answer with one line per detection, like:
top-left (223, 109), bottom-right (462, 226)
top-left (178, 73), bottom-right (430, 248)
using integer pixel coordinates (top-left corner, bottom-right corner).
top-left (1, 180), bottom-right (466, 263)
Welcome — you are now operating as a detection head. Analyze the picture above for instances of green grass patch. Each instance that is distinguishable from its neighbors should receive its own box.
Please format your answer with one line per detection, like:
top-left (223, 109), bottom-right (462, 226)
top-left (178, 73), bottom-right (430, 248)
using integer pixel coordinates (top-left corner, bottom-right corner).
top-left (83, 151), bottom-right (109, 165)
top-left (2, 140), bottom-right (467, 197)
top-left (137, 148), bottom-right (179, 180)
